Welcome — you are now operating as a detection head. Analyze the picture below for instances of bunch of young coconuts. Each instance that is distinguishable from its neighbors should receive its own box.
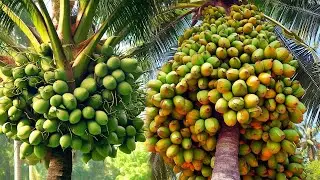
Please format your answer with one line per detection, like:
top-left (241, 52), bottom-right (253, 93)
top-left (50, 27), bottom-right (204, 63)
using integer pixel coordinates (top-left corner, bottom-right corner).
top-left (0, 42), bottom-right (146, 165)
top-left (146, 4), bottom-right (306, 180)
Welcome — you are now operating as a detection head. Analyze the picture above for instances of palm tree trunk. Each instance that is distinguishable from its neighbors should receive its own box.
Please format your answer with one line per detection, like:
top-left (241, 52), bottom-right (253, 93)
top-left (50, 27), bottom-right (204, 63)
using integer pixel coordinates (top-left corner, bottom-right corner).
top-left (47, 148), bottom-right (72, 180)
top-left (207, 3), bottom-right (244, 179)
top-left (29, 166), bottom-right (33, 180)
top-left (14, 140), bottom-right (22, 180)
top-left (212, 121), bottom-right (240, 180)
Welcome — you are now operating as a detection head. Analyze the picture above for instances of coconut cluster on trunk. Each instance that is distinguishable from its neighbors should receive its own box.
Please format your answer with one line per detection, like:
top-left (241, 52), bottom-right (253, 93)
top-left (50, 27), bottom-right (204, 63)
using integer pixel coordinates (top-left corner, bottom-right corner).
top-left (145, 4), bottom-right (306, 180)
top-left (0, 42), bottom-right (146, 165)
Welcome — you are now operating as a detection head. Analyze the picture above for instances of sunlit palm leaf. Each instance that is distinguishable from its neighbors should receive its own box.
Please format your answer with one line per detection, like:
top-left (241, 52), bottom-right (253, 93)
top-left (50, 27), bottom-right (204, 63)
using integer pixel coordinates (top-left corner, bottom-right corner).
top-left (0, 0), bottom-right (44, 49)
top-left (96, 0), bottom-right (189, 45)
top-left (97, 0), bottom-right (169, 40)
top-left (0, 0), bottom-right (24, 31)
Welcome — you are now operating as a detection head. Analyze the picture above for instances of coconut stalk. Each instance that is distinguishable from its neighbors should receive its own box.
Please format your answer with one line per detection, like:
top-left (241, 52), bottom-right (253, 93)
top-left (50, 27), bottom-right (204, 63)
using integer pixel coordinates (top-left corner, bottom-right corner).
top-left (75, 0), bottom-right (90, 28)
top-left (72, 19), bottom-right (111, 80)
top-left (73, 0), bottom-right (99, 44)
top-left (22, 0), bottom-right (50, 43)
top-left (37, 1), bottom-right (67, 68)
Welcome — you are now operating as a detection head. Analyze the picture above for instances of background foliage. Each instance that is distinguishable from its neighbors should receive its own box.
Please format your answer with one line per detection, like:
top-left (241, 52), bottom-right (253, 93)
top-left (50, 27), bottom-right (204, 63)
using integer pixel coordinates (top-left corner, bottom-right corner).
top-left (304, 160), bottom-right (320, 180)
top-left (0, 141), bottom-right (151, 180)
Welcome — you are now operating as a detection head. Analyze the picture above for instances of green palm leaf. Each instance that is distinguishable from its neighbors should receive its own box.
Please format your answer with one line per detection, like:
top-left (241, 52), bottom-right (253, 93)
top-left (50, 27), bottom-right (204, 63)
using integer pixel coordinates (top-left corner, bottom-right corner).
top-left (96, 0), bottom-right (185, 43)
top-left (0, 0), bottom-right (24, 31)
top-left (121, 13), bottom-right (191, 67)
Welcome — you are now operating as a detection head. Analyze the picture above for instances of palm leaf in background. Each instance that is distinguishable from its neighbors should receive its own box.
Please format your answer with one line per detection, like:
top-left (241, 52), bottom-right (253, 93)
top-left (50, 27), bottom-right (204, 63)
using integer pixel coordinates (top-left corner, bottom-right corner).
top-left (0, 0), bottom-right (24, 32)
top-left (96, 0), bottom-right (176, 43)
top-left (93, 0), bottom-right (191, 47)
top-left (250, 0), bottom-right (320, 53)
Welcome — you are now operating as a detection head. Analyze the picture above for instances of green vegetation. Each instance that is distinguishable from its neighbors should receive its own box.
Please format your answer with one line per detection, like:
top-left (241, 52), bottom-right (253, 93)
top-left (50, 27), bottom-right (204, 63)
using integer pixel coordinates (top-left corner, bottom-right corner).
top-left (0, 140), bottom-right (151, 179)
top-left (304, 160), bottom-right (320, 180)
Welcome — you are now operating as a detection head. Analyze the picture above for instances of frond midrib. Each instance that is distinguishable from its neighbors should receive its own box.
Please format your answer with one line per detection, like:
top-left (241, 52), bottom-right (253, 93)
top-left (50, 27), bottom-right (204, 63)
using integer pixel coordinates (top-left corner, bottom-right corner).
top-left (264, 0), bottom-right (320, 17)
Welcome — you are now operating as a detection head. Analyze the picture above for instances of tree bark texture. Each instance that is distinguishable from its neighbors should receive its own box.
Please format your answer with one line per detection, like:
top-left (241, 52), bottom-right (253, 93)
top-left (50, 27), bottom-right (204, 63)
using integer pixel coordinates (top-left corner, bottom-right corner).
top-left (211, 122), bottom-right (240, 180)
top-left (14, 140), bottom-right (22, 180)
top-left (47, 148), bottom-right (72, 180)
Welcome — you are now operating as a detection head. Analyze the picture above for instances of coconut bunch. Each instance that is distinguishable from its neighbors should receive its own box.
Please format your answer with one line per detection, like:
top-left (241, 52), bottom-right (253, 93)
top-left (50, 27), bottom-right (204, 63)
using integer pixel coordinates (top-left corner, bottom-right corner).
top-left (145, 4), bottom-right (306, 180)
top-left (0, 42), bottom-right (146, 165)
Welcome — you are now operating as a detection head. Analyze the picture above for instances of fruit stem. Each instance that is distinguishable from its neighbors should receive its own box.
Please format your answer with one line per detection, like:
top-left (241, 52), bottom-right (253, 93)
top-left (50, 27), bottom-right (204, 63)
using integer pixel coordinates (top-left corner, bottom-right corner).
top-left (58, 0), bottom-right (73, 44)
top-left (75, 0), bottom-right (90, 29)
top-left (72, 15), bottom-right (114, 81)
top-left (73, 0), bottom-right (99, 44)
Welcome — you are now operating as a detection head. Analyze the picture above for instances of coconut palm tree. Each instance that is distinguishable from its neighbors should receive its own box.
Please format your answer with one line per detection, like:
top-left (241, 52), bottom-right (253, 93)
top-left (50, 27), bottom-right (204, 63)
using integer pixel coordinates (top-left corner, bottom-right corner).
top-left (297, 126), bottom-right (320, 161)
top-left (147, 0), bottom-right (320, 179)
top-left (0, 0), bottom-right (192, 179)
top-left (297, 108), bottom-right (320, 162)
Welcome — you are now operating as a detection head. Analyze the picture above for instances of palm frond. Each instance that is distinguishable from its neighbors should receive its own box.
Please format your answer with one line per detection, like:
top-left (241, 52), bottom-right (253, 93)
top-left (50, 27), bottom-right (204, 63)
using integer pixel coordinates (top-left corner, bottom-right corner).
top-left (274, 26), bottom-right (320, 127)
top-left (0, 0), bottom-right (25, 32)
top-left (119, 12), bottom-right (191, 75)
top-left (96, 0), bottom-right (185, 43)
top-left (0, 1), bottom-right (41, 51)
top-left (251, 0), bottom-right (320, 53)
top-left (0, 31), bottom-right (25, 52)
top-left (0, 0), bottom-right (51, 49)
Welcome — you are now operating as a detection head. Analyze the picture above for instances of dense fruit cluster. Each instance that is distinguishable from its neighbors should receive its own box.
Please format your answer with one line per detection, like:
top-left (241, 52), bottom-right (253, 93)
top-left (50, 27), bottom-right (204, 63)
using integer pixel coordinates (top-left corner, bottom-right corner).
top-left (0, 43), bottom-right (145, 164)
top-left (146, 4), bottom-right (306, 180)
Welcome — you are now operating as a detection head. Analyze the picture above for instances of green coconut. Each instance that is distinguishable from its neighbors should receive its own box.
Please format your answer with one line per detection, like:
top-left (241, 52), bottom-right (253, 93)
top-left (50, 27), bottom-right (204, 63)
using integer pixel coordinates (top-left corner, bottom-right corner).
top-left (117, 82), bottom-right (133, 96)
top-left (53, 80), bottom-right (69, 94)
top-left (80, 78), bottom-right (97, 94)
